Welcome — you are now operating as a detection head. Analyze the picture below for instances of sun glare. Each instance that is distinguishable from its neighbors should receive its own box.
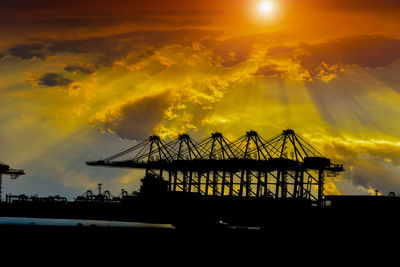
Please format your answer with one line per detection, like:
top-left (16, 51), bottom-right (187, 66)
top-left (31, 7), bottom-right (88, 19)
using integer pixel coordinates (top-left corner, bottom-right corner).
top-left (259, 1), bottom-right (275, 15)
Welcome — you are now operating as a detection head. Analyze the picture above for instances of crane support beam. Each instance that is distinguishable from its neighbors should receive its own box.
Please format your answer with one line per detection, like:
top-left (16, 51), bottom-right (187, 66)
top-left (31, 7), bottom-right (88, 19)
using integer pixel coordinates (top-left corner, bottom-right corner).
top-left (86, 129), bottom-right (344, 206)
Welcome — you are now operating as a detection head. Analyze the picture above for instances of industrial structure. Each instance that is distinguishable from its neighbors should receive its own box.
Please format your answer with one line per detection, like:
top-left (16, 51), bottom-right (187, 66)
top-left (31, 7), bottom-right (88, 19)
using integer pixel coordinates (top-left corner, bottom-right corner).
top-left (0, 161), bottom-right (24, 202)
top-left (75, 183), bottom-right (127, 203)
top-left (87, 129), bottom-right (344, 206)
top-left (2, 129), bottom-right (400, 231)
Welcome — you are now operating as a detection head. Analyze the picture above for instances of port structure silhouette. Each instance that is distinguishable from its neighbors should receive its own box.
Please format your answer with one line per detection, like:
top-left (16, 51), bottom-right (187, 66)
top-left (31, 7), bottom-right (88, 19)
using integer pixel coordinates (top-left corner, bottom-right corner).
top-left (2, 129), bottom-right (399, 233)
top-left (87, 129), bottom-right (344, 206)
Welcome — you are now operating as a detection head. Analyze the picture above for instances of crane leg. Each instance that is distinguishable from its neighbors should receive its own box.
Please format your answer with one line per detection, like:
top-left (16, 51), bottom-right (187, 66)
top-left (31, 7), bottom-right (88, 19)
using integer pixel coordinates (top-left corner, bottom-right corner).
top-left (0, 174), bottom-right (2, 202)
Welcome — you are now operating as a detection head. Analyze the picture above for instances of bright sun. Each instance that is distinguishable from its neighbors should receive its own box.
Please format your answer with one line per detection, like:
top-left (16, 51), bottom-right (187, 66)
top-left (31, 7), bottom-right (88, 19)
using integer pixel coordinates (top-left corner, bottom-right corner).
top-left (259, 1), bottom-right (275, 15)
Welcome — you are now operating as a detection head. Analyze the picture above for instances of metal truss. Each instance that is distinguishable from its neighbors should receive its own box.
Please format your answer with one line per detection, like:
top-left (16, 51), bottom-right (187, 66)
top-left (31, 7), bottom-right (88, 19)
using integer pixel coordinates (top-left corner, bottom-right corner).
top-left (87, 129), bottom-right (344, 205)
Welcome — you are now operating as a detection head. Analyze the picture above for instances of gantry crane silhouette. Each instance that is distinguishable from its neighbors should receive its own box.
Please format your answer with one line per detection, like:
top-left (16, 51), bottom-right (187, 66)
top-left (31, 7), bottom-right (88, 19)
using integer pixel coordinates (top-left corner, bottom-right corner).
top-left (87, 129), bottom-right (344, 206)
top-left (0, 160), bottom-right (24, 201)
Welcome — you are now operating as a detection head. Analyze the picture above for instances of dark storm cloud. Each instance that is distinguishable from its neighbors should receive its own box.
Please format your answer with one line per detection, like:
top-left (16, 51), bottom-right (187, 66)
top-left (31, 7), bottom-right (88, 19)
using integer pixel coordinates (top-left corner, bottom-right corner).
top-left (36, 72), bottom-right (73, 87)
top-left (298, 35), bottom-right (400, 70)
top-left (252, 65), bottom-right (286, 79)
top-left (8, 43), bottom-right (46, 60)
top-left (208, 34), bottom-right (400, 70)
top-left (99, 90), bottom-right (173, 140)
top-left (64, 64), bottom-right (95, 74)
top-left (7, 29), bottom-right (221, 65)
top-left (203, 32), bottom-right (292, 67)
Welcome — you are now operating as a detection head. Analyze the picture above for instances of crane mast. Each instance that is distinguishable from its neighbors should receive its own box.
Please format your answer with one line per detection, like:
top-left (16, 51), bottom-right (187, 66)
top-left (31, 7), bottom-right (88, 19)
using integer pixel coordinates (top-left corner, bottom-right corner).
top-left (0, 161), bottom-right (25, 201)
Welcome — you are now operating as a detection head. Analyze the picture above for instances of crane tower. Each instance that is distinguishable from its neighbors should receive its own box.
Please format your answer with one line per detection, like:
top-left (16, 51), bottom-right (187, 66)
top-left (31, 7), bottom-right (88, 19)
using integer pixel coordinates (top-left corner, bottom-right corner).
top-left (0, 161), bottom-right (25, 201)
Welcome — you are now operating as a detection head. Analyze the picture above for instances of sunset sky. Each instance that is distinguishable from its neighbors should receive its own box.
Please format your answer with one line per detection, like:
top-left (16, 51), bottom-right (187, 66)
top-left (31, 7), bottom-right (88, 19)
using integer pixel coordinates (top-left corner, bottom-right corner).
top-left (1, 0), bottom-right (400, 199)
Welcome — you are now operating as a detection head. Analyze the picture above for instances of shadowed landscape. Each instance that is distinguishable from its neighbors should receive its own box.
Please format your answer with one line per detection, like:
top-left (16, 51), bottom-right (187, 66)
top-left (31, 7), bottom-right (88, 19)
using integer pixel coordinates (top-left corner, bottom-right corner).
top-left (1, 0), bottom-right (400, 251)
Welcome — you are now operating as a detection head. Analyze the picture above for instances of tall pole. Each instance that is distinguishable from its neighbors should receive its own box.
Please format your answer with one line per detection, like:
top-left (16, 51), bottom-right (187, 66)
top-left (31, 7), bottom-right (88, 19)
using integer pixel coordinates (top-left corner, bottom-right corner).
top-left (275, 170), bottom-right (280, 198)
top-left (98, 183), bottom-right (102, 195)
top-left (281, 169), bottom-right (287, 198)
top-left (256, 170), bottom-right (262, 197)
top-left (299, 171), bottom-right (304, 198)
top-left (229, 172), bottom-right (234, 197)
top-left (318, 169), bottom-right (324, 207)
top-left (221, 171), bottom-right (226, 196)
top-left (0, 174), bottom-right (2, 202)
top-left (198, 172), bottom-right (202, 193)
top-left (264, 172), bottom-right (268, 197)
top-left (293, 170), bottom-right (299, 198)
top-left (205, 171), bottom-right (210, 196)
top-left (168, 171), bottom-right (172, 191)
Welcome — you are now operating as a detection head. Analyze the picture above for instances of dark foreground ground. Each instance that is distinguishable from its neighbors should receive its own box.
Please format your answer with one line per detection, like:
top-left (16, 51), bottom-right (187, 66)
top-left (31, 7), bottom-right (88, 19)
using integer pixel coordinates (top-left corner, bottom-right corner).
top-left (0, 222), bottom-right (396, 247)
top-left (0, 223), bottom-right (398, 266)
top-left (1, 194), bottom-right (400, 260)
top-left (0, 223), bottom-right (267, 244)
top-left (0, 224), bottom-right (269, 256)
